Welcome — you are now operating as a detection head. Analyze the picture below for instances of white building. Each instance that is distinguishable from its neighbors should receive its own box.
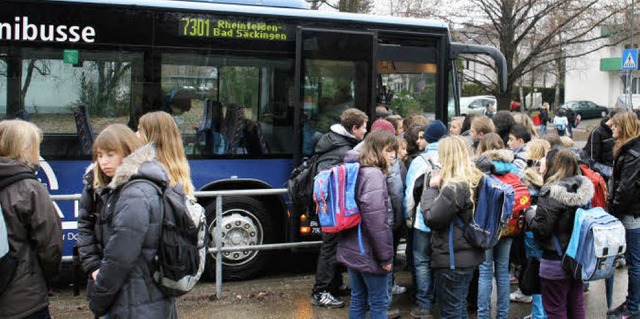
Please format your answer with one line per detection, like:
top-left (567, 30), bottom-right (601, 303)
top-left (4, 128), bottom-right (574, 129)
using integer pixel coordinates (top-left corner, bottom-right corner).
top-left (565, 27), bottom-right (635, 109)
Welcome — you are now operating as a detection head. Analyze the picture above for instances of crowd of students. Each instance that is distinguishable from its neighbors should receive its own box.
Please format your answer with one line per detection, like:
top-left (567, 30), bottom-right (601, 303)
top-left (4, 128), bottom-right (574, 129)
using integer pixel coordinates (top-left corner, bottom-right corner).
top-left (308, 106), bottom-right (640, 319)
top-left (2, 105), bottom-right (640, 319)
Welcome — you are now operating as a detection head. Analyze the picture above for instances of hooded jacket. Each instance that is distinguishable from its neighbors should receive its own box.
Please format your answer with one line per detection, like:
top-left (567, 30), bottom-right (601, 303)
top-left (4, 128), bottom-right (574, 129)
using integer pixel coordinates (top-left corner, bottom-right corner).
top-left (474, 149), bottom-right (519, 176)
top-left (527, 175), bottom-right (594, 260)
top-left (0, 158), bottom-right (62, 319)
top-left (336, 152), bottom-right (393, 275)
top-left (315, 124), bottom-right (359, 172)
top-left (583, 120), bottom-right (614, 166)
top-left (404, 143), bottom-right (439, 232)
top-left (609, 135), bottom-right (640, 217)
top-left (87, 145), bottom-right (177, 319)
top-left (422, 181), bottom-right (485, 269)
top-left (77, 163), bottom-right (105, 274)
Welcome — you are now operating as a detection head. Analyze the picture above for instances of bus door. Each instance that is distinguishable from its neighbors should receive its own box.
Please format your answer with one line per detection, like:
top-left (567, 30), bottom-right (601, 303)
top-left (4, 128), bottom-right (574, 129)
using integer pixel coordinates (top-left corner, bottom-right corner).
top-left (294, 29), bottom-right (375, 163)
top-left (375, 32), bottom-right (446, 123)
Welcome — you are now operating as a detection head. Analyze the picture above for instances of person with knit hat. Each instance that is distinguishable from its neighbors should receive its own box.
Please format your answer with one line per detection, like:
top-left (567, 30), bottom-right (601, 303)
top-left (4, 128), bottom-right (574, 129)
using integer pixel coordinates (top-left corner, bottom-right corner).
top-left (424, 120), bottom-right (447, 144)
top-left (404, 119), bottom-right (447, 319)
top-left (371, 118), bottom-right (396, 135)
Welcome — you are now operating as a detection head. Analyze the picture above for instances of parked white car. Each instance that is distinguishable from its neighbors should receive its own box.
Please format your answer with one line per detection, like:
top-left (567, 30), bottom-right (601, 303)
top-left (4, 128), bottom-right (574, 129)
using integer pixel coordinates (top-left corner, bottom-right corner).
top-left (458, 95), bottom-right (497, 116)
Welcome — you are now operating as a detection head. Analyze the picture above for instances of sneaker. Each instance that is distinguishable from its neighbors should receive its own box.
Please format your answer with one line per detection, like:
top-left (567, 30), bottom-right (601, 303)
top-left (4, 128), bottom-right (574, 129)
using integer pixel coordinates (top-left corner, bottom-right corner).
top-left (387, 308), bottom-right (401, 319)
top-left (616, 257), bottom-right (627, 269)
top-left (311, 291), bottom-right (345, 308)
top-left (410, 306), bottom-right (434, 319)
top-left (608, 302), bottom-right (629, 319)
top-left (510, 289), bottom-right (532, 303)
top-left (521, 315), bottom-right (532, 319)
top-left (392, 283), bottom-right (407, 295)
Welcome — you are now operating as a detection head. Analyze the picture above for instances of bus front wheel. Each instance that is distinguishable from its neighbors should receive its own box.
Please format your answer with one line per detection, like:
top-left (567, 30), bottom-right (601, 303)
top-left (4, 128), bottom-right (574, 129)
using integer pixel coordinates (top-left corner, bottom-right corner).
top-left (203, 196), bottom-right (276, 281)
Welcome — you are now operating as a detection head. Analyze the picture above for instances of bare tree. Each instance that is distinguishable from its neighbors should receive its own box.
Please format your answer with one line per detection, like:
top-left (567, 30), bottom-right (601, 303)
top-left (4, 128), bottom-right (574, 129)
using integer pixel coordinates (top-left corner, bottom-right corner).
top-left (430, 0), bottom-right (630, 109)
top-left (307, 0), bottom-right (373, 13)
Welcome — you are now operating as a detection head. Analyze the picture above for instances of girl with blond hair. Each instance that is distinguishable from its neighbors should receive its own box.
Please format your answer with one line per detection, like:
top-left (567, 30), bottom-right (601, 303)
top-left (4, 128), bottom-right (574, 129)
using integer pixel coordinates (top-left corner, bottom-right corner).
top-left (608, 111), bottom-right (640, 318)
top-left (138, 111), bottom-right (195, 197)
top-left (513, 112), bottom-right (539, 139)
top-left (86, 124), bottom-right (177, 318)
top-left (0, 120), bottom-right (62, 319)
top-left (422, 135), bottom-right (485, 318)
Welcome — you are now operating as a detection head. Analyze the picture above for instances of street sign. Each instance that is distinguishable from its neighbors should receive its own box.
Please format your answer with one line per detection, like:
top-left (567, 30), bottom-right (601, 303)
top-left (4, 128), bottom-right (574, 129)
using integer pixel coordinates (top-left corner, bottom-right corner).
top-left (622, 49), bottom-right (638, 71)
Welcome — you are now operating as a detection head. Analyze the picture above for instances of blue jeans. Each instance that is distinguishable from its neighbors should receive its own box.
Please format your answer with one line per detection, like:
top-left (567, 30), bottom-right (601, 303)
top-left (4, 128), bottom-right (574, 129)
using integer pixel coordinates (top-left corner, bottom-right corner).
top-left (524, 231), bottom-right (547, 319)
top-left (413, 229), bottom-right (434, 309)
top-left (538, 124), bottom-right (548, 136)
top-left (434, 266), bottom-right (475, 319)
top-left (626, 227), bottom-right (640, 314)
top-left (477, 237), bottom-right (512, 319)
top-left (348, 268), bottom-right (388, 319)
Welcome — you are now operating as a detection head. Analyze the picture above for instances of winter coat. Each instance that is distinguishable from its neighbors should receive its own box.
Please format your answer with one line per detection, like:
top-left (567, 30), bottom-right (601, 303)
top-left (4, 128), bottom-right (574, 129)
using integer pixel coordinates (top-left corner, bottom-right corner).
top-left (77, 164), bottom-right (105, 274)
top-left (337, 156), bottom-right (393, 275)
top-left (87, 145), bottom-right (177, 319)
top-left (404, 143), bottom-right (439, 232)
top-left (609, 135), bottom-right (640, 217)
top-left (583, 120), bottom-right (615, 167)
top-left (527, 176), bottom-right (594, 260)
top-left (315, 124), bottom-right (359, 172)
top-left (539, 108), bottom-right (549, 125)
top-left (386, 159), bottom-right (405, 230)
top-left (474, 149), bottom-right (519, 176)
top-left (0, 158), bottom-right (62, 319)
top-left (422, 181), bottom-right (485, 269)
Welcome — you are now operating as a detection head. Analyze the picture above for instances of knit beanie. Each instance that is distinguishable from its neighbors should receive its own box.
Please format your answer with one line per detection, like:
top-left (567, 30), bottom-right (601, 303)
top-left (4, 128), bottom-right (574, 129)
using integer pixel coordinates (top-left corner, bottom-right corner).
top-left (371, 118), bottom-right (396, 134)
top-left (424, 120), bottom-right (447, 143)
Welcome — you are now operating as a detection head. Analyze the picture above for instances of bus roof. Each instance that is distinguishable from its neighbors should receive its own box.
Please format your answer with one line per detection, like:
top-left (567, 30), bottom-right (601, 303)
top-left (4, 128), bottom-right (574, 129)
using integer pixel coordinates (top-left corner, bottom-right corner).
top-left (46, 0), bottom-right (448, 30)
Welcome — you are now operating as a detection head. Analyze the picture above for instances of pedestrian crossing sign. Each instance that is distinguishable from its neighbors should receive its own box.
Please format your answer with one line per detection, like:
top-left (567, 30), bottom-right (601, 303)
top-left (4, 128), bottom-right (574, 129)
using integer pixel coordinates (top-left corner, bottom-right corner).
top-left (622, 49), bottom-right (638, 71)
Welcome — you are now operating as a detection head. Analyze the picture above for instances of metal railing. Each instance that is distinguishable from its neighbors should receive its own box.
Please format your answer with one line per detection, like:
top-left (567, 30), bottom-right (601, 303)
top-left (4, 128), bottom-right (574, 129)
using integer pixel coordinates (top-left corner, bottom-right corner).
top-left (53, 188), bottom-right (322, 298)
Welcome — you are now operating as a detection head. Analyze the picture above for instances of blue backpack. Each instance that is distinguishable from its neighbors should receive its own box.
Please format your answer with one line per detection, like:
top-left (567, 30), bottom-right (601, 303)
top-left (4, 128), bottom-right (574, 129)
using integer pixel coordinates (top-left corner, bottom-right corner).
top-left (553, 207), bottom-right (626, 281)
top-left (313, 162), bottom-right (361, 233)
top-left (449, 173), bottom-right (514, 269)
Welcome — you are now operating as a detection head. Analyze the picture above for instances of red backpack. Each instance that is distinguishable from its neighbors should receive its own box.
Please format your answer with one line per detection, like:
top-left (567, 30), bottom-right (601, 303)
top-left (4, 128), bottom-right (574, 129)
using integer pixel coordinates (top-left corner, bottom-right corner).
top-left (580, 164), bottom-right (608, 209)
top-left (494, 173), bottom-right (531, 237)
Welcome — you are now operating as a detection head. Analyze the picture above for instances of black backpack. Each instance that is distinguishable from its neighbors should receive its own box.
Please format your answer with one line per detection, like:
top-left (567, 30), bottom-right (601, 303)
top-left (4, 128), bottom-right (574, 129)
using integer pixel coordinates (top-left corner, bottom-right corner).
top-left (0, 172), bottom-right (38, 296)
top-left (287, 153), bottom-right (342, 217)
top-left (123, 179), bottom-right (207, 297)
top-left (287, 155), bottom-right (322, 217)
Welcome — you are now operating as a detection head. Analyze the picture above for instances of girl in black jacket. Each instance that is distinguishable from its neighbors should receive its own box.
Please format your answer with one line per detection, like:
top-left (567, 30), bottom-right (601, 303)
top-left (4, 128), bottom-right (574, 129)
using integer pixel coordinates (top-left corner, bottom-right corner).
top-left (87, 124), bottom-right (177, 318)
top-left (527, 148), bottom-right (593, 319)
top-left (422, 136), bottom-right (485, 319)
top-left (608, 110), bottom-right (640, 318)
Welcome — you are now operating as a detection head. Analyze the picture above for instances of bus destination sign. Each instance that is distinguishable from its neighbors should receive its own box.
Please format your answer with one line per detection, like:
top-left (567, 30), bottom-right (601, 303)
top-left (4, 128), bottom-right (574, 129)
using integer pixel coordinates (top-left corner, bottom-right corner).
top-left (179, 17), bottom-right (287, 41)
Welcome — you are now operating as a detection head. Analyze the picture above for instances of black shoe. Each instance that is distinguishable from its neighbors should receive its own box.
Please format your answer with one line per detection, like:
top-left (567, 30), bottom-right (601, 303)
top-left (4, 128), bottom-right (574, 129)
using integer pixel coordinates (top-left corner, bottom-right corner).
top-left (410, 306), bottom-right (434, 318)
top-left (334, 284), bottom-right (351, 296)
top-left (311, 291), bottom-right (345, 308)
top-left (607, 302), bottom-right (629, 319)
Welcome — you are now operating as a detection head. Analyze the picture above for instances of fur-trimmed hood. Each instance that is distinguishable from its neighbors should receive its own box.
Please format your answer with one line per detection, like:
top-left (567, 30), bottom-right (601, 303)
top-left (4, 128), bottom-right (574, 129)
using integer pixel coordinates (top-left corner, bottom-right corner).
top-left (107, 144), bottom-right (168, 189)
top-left (474, 149), bottom-right (517, 175)
top-left (480, 149), bottom-right (514, 163)
top-left (541, 175), bottom-right (594, 207)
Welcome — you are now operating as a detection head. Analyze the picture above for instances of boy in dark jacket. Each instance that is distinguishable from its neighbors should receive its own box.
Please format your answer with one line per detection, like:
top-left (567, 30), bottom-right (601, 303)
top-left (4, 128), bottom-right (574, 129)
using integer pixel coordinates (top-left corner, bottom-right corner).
top-left (311, 108), bottom-right (368, 308)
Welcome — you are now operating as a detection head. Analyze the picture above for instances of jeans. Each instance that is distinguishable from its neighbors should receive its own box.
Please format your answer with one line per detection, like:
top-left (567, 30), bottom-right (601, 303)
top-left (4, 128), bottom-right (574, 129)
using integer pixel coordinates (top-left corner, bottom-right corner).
top-left (413, 229), bottom-right (434, 309)
top-left (626, 227), bottom-right (640, 314)
top-left (539, 124), bottom-right (548, 136)
top-left (477, 237), bottom-right (512, 319)
top-left (348, 268), bottom-right (388, 319)
top-left (525, 231), bottom-right (547, 319)
top-left (540, 276), bottom-right (585, 319)
top-left (434, 266), bottom-right (475, 319)
top-left (313, 232), bottom-right (342, 294)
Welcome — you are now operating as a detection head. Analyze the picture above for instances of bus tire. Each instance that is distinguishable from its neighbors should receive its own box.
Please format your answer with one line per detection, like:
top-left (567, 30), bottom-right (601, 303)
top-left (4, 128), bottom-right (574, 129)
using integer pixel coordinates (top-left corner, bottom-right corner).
top-left (202, 196), bottom-right (276, 281)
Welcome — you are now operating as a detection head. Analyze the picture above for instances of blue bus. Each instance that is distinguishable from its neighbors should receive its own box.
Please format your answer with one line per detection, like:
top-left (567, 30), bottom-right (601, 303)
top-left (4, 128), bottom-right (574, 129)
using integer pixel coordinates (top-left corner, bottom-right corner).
top-left (0, 0), bottom-right (506, 280)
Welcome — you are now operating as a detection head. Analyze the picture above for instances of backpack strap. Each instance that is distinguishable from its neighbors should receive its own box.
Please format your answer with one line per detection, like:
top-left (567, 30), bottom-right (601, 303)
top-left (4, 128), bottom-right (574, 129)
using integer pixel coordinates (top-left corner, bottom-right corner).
top-left (0, 172), bottom-right (38, 191)
top-left (357, 222), bottom-right (365, 255)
